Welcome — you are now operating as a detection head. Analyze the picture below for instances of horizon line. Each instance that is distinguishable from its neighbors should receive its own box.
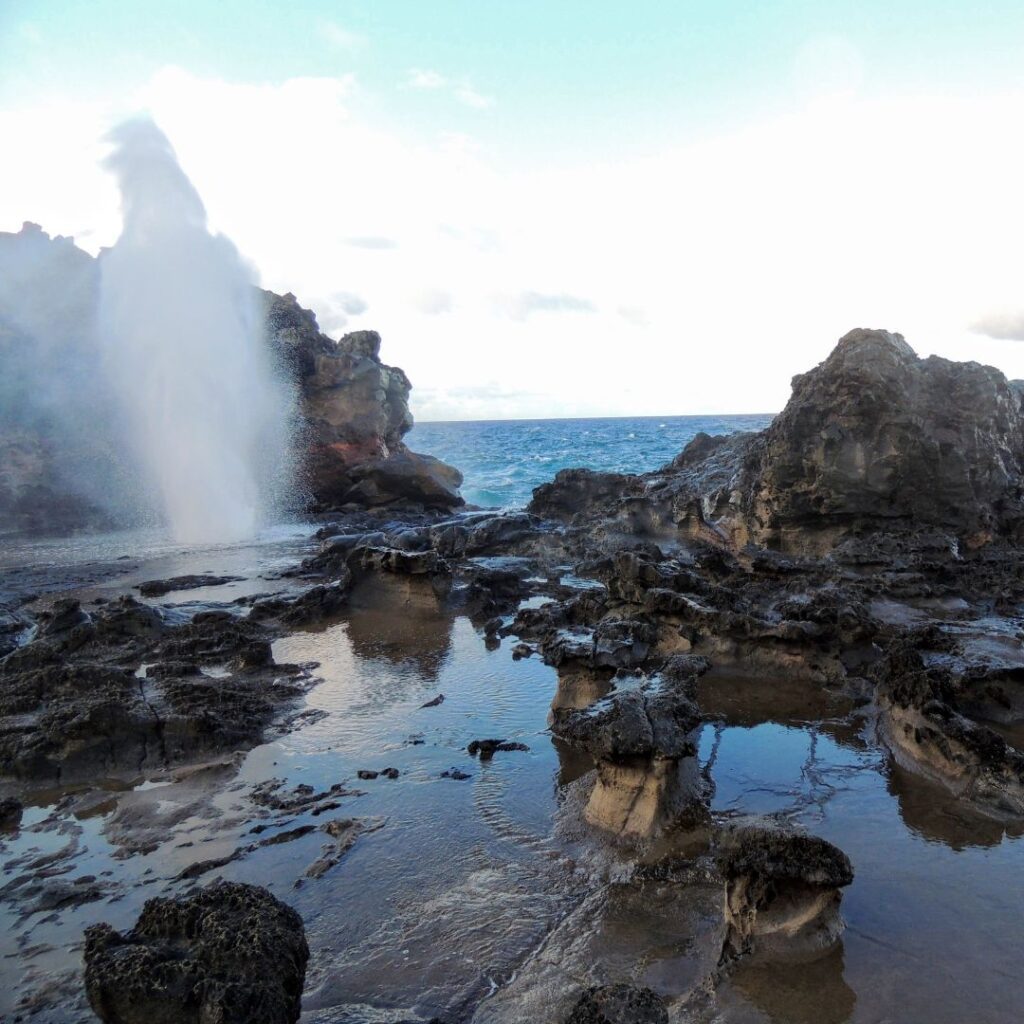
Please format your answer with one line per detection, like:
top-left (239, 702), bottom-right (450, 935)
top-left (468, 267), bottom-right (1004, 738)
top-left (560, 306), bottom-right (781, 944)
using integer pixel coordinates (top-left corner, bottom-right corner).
top-left (410, 410), bottom-right (779, 427)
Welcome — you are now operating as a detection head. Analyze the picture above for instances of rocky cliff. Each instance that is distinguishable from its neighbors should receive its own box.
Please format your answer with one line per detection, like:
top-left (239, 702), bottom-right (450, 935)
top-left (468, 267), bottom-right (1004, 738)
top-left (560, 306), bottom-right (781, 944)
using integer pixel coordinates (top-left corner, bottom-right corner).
top-left (532, 328), bottom-right (1024, 555)
top-left (0, 223), bottom-right (461, 535)
top-left (262, 290), bottom-right (462, 511)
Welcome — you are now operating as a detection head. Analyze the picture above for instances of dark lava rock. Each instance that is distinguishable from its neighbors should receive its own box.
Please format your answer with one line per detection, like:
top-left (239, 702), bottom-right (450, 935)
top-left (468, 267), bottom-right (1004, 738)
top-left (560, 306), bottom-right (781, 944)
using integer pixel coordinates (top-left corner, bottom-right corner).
top-left (717, 827), bottom-right (854, 889)
top-left (531, 469), bottom-right (638, 522)
top-left (0, 796), bottom-right (23, 829)
top-left (0, 662), bottom-right (160, 780)
top-left (137, 574), bottom-right (243, 598)
top-left (565, 983), bottom-right (668, 1024)
top-left (467, 738), bottom-right (530, 760)
top-left (84, 880), bottom-right (309, 1024)
top-left (717, 826), bottom-right (854, 961)
top-left (441, 768), bottom-right (471, 780)
top-left (250, 578), bottom-right (351, 626)
top-left (38, 596), bottom-right (91, 636)
top-left (345, 448), bottom-right (464, 509)
top-left (553, 671), bottom-right (703, 762)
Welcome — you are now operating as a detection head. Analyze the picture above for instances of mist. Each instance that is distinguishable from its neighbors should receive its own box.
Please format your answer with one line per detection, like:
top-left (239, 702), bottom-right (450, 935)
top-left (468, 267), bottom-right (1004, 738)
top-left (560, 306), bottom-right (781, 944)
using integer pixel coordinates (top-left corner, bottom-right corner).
top-left (98, 119), bottom-right (294, 543)
top-left (0, 119), bottom-right (297, 543)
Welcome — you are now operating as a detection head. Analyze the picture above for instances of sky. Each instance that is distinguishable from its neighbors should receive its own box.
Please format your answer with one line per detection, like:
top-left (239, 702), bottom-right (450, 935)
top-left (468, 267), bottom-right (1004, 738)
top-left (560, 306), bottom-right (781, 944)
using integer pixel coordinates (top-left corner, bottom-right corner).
top-left (4, 1), bottom-right (1024, 421)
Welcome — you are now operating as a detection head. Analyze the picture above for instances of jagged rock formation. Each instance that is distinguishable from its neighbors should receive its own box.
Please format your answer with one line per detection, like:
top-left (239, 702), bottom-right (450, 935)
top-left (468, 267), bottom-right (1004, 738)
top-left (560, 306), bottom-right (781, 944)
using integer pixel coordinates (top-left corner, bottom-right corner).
top-left (0, 595), bottom-right (318, 781)
top-left (84, 881), bottom-right (308, 1023)
top-left (532, 329), bottom-right (1024, 555)
top-left (0, 223), bottom-right (461, 536)
top-left (716, 826), bottom-right (854, 962)
top-left (262, 290), bottom-right (462, 511)
top-left (524, 328), bottom-right (1024, 820)
top-left (551, 658), bottom-right (707, 839)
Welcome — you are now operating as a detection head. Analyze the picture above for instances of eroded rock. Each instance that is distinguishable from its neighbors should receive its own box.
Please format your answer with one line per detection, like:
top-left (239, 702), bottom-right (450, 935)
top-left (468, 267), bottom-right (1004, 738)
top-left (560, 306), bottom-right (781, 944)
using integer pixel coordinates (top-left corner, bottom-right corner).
top-left (84, 880), bottom-right (309, 1024)
top-left (717, 826), bottom-right (854, 962)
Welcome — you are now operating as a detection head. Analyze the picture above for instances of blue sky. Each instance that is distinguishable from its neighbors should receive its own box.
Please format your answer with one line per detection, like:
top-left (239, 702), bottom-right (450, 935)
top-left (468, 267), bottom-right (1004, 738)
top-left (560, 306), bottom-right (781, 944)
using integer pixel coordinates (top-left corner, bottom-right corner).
top-left (8, 1), bottom-right (1024, 147)
top-left (4, 2), bottom-right (1024, 418)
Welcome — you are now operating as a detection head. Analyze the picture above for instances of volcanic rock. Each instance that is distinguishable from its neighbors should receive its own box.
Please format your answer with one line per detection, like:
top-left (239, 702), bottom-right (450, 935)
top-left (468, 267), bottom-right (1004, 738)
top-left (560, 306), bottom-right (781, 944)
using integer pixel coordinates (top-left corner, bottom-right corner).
top-left (262, 290), bottom-right (462, 511)
top-left (564, 983), bottom-right (669, 1024)
top-left (717, 826), bottom-right (854, 961)
top-left (84, 880), bottom-right (308, 1024)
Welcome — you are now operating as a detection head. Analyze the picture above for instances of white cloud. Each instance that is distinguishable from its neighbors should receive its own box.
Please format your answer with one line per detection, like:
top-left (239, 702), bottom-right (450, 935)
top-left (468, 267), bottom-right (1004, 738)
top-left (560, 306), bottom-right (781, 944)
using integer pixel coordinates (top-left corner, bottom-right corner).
top-left (414, 289), bottom-right (453, 315)
top-left (496, 291), bottom-right (597, 320)
top-left (346, 235), bottom-right (398, 250)
top-left (971, 312), bottom-right (1024, 342)
top-left (5, 69), bottom-right (1024, 421)
top-left (407, 68), bottom-right (446, 90)
top-left (453, 84), bottom-right (494, 110)
top-left (320, 21), bottom-right (367, 51)
top-left (405, 69), bottom-right (494, 110)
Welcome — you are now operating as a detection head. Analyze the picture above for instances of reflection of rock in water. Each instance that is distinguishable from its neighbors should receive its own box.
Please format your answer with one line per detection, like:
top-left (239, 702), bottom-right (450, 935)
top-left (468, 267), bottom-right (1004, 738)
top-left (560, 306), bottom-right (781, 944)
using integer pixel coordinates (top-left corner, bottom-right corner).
top-left (550, 666), bottom-right (615, 715)
top-left (696, 668), bottom-right (861, 747)
top-left (887, 759), bottom-right (1024, 850)
top-left (552, 735), bottom-right (599, 789)
top-left (344, 575), bottom-right (455, 680)
top-left (726, 944), bottom-right (856, 1024)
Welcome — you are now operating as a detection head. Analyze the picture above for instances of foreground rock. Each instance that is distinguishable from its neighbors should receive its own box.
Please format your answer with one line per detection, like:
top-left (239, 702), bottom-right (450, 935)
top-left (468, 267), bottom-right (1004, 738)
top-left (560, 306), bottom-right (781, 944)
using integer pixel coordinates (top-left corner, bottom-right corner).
top-left (0, 597), bottom-right (314, 782)
top-left (565, 984), bottom-right (668, 1024)
top-left (84, 881), bottom-right (308, 1024)
top-left (716, 826), bottom-right (854, 962)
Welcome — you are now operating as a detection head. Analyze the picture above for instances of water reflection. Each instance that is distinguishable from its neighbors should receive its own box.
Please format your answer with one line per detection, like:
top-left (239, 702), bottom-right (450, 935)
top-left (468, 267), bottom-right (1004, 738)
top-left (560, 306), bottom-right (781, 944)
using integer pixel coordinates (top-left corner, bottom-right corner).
top-left (725, 944), bottom-right (856, 1024)
top-left (343, 576), bottom-right (455, 680)
top-left (886, 760), bottom-right (1024, 850)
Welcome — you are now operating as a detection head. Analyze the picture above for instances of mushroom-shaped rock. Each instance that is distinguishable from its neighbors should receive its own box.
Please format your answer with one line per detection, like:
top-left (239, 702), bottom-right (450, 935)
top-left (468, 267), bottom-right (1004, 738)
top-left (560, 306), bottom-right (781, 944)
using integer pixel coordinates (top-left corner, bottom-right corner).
top-left (716, 826), bottom-right (854, 962)
top-left (565, 983), bottom-right (669, 1024)
top-left (552, 668), bottom-right (706, 839)
top-left (83, 881), bottom-right (309, 1024)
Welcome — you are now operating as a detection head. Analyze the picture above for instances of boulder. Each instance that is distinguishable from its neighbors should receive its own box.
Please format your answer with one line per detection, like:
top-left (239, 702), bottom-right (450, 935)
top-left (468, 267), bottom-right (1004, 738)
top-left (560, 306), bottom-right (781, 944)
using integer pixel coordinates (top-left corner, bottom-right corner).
top-left (84, 881), bottom-right (308, 1024)
top-left (262, 290), bottom-right (462, 511)
top-left (717, 826), bottom-right (854, 961)
top-left (565, 984), bottom-right (668, 1024)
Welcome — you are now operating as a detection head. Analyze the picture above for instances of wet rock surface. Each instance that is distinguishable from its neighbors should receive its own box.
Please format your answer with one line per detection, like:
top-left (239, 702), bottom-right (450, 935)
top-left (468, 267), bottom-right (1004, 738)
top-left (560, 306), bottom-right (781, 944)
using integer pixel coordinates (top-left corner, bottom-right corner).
top-left (2, 328), bottom-right (1024, 1022)
top-left (564, 983), bottom-right (668, 1024)
top-left (716, 826), bottom-right (854, 962)
top-left (83, 881), bottom-right (309, 1024)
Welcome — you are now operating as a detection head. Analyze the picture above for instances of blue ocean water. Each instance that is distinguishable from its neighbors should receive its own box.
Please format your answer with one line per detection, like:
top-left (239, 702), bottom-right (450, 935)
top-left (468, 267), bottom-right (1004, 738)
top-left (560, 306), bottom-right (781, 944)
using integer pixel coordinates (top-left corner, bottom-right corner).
top-left (408, 414), bottom-right (775, 509)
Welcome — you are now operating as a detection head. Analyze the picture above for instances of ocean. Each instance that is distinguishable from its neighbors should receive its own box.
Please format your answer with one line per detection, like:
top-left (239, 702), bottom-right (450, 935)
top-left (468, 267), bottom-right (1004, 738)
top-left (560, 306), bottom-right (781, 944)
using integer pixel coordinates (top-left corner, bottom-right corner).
top-left (408, 413), bottom-right (776, 509)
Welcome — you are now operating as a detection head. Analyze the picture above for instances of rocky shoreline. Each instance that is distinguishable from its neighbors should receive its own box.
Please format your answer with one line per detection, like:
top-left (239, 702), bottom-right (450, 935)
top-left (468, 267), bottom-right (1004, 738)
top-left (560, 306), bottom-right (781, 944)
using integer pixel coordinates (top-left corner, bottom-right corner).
top-left (3, 327), bottom-right (1024, 1021)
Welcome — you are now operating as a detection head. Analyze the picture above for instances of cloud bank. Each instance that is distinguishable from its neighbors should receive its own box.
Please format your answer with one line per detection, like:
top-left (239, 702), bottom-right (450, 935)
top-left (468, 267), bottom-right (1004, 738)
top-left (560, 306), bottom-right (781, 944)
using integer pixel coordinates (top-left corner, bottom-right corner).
top-left (5, 66), bottom-right (1024, 421)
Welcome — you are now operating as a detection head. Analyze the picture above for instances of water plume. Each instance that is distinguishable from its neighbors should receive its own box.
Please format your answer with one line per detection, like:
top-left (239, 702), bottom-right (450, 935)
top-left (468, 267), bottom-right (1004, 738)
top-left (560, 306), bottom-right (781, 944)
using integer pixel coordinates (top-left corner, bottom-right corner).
top-left (99, 118), bottom-right (292, 544)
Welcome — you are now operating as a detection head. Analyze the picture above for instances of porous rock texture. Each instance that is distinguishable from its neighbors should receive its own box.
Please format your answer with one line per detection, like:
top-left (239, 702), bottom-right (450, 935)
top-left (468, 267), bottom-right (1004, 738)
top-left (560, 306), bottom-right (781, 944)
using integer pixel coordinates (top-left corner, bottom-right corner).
top-left (716, 826), bottom-right (854, 962)
top-left (564, 983), bottom-right (669, 1024)
top-left (84, 881), bottom-right (309, 1024)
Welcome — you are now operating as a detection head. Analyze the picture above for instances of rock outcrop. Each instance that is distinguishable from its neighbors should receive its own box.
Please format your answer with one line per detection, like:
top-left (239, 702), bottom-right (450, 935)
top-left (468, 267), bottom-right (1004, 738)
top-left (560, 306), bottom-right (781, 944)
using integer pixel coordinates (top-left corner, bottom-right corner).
top-left (716, 826), bottom-right (854, 962)
top-left (530, 328), bottom-right (1024, 555)
top-left (84, 881), bottom-right (309, 1024)
top-left (552, 659), bottom-right (707, 839)
top-left (564, 984), bottom-right (669, 1024)
top-left (262, 290), bottom-right (462, 511)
